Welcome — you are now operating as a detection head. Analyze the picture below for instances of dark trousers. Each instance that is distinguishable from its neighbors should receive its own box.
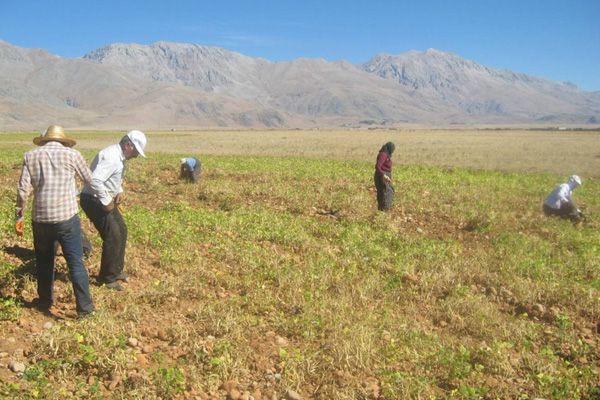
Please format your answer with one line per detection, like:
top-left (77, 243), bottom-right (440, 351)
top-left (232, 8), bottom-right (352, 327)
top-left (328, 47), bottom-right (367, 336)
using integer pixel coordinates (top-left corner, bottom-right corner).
top-left (80, 194), bottom-right (127, 283)
top-left (543, 202), bottom-right (580, 221)
top-left (374, 171), bottom-right (394, 211)
top-left (32, 214), bottom-right (94, 315)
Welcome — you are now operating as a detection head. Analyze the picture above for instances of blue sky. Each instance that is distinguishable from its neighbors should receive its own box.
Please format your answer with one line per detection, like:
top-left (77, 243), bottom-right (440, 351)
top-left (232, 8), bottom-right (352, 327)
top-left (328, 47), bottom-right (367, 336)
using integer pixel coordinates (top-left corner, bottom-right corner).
top-left (1, 0), bottom-right (599, 91)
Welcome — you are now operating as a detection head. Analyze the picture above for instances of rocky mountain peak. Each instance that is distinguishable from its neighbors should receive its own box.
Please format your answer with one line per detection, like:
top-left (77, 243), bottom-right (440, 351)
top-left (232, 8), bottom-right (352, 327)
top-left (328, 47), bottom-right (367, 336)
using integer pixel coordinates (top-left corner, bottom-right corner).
top-left (83, 41), bottom-right (265, 91)
top-left (362, 49), bottom-right (494, 91)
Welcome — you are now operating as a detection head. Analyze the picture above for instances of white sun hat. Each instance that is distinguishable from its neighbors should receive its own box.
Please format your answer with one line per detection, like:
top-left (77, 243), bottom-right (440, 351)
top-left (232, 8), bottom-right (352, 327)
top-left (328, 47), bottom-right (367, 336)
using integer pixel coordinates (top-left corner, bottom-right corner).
top-left (126, 130), bottom-right (147, 157)
top-left (569, 175), bottom-right (582, 186)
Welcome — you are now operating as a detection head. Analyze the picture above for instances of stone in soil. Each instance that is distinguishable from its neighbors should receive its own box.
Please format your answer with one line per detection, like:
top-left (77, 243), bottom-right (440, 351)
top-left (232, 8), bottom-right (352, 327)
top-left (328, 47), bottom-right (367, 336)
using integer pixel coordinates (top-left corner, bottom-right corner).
top-left (142, 344), bottom-right (153, 354)
top-left (8, 360), bottom-right (26, 373)
top-left (285, 389), bottom-right (303, 400)
top-left (135, 353), bottom-right (149, 368)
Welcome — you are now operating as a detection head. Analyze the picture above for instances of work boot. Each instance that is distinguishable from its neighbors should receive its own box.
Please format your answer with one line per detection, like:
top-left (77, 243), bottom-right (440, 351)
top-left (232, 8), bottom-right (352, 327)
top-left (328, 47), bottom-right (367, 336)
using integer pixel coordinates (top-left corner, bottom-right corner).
top-left (104, 281), bottom-right (124, 291)
top-left (77, 310), bottom-right (96, 320)
top-left (31, 298), bottom-right (52, 315)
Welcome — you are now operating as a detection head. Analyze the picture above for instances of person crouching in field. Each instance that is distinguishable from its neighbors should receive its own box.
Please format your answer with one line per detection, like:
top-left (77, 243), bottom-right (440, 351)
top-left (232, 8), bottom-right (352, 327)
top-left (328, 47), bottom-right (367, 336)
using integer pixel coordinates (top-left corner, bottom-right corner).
top-left (16, 125), bottom-right (96, 318)
top-left (180, 157), bottom-right (201, 183)
top-left (374, 142), bottom-right (395, 211)
top-left (543, 175), bottom-right (583, 222)
top-left (80, 131), bottom-right (147, 291)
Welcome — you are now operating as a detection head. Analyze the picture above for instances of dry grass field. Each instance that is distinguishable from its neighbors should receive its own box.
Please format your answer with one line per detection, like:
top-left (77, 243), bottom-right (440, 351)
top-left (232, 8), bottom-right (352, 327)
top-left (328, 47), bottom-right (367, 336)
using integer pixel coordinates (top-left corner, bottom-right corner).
top-left (0, 129), bottom-right (599, 399)
top-left (3, 129), bottom-right (600, 177)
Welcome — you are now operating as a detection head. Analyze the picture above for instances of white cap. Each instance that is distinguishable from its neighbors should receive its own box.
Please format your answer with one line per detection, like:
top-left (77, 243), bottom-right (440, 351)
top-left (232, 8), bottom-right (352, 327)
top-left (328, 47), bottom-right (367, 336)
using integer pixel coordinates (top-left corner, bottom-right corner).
top-left (569, 175), bottom-right (582, 186)
top-left (127, 130), bottom-right (146, 158)
top-left (180, 158), bottom-right (187, 164)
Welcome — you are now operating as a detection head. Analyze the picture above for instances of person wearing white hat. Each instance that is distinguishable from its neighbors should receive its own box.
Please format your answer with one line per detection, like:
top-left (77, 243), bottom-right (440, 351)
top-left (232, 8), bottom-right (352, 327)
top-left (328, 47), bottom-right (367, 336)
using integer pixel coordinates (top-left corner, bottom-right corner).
top-left (543, 175), bottom-right (583, 222)
top-left (180, 157), bottom-right (201, 183)
top-left (80, 130), bottom-right (147, 290)
top-left (16, 125), bottom-right (96, 318)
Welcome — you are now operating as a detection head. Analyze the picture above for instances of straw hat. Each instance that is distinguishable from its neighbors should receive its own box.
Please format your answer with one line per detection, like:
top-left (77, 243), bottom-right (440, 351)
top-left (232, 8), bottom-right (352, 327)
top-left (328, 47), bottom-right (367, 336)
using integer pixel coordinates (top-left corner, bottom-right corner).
top-left (33, 125), bottom-right (76, 147)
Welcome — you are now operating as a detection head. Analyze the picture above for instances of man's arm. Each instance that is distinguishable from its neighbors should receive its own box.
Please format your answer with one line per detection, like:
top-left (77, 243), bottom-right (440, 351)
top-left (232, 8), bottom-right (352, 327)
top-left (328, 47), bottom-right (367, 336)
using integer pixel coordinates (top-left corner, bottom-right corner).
top-left (15, 158), bottom-right (31, 235)
top-left (73, 151), bottom-right (93, 186)
top-left (16, 158), bottom-right (31, 212)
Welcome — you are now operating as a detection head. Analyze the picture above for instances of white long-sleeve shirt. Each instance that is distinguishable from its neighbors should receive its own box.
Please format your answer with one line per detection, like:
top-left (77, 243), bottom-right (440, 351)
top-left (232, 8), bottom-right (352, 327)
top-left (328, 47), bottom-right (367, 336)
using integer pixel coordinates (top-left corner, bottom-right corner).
top-left (81, 144), bottom-right (126, 206)
top-left (544, 183), bottom-right (572, 209)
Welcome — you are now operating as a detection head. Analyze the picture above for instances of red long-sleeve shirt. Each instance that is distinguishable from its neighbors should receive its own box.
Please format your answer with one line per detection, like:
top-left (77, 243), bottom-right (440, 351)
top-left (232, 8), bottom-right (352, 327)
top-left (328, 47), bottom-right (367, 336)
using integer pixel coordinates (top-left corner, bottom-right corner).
top-left (375, 151), bottom-right (392, 176)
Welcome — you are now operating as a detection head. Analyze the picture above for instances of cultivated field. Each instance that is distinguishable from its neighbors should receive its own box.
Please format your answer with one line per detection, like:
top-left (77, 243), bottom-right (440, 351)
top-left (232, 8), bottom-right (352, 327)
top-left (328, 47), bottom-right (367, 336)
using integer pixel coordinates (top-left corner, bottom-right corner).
top-left (0, 130), bottom-right (599, 399)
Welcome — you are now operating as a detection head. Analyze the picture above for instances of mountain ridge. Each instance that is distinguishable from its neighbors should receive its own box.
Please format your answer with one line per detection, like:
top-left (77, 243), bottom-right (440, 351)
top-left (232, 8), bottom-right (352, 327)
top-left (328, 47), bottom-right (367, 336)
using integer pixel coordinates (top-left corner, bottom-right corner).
top-left (1, 40), bottom-right (598, 129)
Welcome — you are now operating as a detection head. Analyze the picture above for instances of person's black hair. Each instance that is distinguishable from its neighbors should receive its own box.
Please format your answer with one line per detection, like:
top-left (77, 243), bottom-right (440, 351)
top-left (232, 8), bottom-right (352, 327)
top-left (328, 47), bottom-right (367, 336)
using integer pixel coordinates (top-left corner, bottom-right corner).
top-left (379, 142), bottom-right (395, 155)
top-left (119, 135), bottom-right (132, 147)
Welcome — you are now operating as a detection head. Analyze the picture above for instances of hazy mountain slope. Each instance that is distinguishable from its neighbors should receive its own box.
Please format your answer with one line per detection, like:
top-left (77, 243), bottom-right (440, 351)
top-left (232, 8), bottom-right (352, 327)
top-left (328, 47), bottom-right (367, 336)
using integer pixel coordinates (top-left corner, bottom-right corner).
top-left (362, 49), bottom-right (600, 123)
top-left (84, 42), bottom-right (271, 100)
top-left (0, 41), bottom-right (100, 127)
top-left (79, 42), bottom-right (600, 125)
top-left (0, 40), bottom-right (288, 129)
top-left (258, 58), bottom-right (443, 123)
top-left (1, 40), bottom-right (599, 129)
top-left (83, 43), bottom-right (450, 124)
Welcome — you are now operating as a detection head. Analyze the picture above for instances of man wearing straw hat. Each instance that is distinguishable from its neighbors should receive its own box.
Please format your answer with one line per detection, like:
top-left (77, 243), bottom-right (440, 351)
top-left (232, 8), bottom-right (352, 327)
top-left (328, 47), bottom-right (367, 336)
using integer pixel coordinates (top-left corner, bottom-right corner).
top-left (15, 125), bottom-right (96, 318)
top-left (80, 130), bottom-right (147, 291)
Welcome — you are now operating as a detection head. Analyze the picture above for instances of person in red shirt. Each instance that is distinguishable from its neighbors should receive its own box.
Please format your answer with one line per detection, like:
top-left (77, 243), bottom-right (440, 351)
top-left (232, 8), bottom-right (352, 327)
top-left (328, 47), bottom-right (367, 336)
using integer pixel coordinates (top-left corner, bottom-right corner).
top-left (374, 142), bottom-right (395, 211)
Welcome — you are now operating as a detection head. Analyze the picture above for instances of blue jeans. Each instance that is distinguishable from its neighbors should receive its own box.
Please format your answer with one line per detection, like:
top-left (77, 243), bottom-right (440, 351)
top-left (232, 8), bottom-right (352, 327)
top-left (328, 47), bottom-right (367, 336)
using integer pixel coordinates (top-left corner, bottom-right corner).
top-left (32, 214), bottom-right (94, 315)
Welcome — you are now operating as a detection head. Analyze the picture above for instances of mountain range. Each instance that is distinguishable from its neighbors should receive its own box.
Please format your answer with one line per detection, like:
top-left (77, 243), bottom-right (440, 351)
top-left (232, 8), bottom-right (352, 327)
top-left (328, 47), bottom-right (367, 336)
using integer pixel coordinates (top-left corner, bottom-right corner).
top-left (1, 39), bottom-right (599, 129)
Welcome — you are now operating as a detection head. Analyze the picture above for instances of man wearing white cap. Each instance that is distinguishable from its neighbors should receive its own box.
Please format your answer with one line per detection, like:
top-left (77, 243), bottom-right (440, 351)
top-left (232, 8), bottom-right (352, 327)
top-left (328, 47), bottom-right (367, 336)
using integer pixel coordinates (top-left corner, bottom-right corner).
top-left (80, 130), bottom-right (147, 290)
top-left (543, 175), bottom-right (583, 222)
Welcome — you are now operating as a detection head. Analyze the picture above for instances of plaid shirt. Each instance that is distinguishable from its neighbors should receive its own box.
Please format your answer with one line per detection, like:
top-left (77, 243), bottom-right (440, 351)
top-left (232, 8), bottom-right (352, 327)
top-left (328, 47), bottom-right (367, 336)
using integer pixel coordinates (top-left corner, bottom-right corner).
top-left (17, 142), bottom-right (93, 223)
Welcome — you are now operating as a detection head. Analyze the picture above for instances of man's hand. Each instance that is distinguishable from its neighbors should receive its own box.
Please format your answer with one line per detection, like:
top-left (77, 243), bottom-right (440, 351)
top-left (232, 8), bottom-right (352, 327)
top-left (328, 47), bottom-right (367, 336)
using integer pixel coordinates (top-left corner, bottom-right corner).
top-left (384, 175), bottom-right (392, 183)
top-left (102, 201), bottom-right (115, 213)
top-left (15, 207), bottom-right (24, 236)
top-left (114, 193), bottom-right (124, 205)
top-left (15, 218), bottom-right (24, 236)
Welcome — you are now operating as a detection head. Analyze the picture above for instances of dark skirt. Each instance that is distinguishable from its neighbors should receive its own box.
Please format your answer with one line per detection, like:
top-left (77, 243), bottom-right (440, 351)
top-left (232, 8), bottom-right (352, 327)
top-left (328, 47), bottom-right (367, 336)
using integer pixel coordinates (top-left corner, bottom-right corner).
top-left (374, 171), bottom-right (394, 211)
